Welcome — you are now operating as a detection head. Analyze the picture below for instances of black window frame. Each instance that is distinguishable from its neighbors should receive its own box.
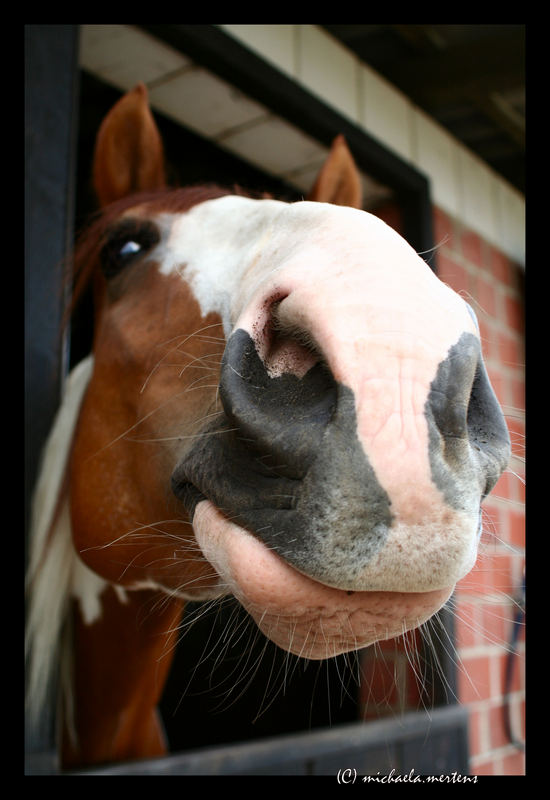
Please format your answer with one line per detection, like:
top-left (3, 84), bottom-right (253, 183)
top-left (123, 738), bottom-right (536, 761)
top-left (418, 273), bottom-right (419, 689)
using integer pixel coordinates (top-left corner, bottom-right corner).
top-left (25, 24), bottom-right (80, 771)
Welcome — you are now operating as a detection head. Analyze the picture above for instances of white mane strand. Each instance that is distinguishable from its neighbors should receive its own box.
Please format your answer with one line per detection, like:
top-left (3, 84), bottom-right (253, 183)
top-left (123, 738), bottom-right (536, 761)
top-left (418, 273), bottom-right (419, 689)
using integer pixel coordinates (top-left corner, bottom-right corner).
top-left (25, 356), bottom-right (94, 725)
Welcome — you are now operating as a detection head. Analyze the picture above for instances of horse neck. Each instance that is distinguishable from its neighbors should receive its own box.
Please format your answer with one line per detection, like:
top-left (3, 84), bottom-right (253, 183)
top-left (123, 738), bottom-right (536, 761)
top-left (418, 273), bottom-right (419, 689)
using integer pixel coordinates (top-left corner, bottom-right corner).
top-left (62, 586), bottom-right (183, 768)
top-left (26, 354), bottom-right (185, 767)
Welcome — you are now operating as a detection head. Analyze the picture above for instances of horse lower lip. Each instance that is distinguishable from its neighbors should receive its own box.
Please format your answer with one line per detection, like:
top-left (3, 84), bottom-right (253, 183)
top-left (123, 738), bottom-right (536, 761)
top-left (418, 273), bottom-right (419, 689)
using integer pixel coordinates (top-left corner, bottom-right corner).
top-left (252, 589), bottom-right (451, 660)
top-left (197, 509), bottom-right (454, 658)
top-left (193, 500), bottom-right (454, 609)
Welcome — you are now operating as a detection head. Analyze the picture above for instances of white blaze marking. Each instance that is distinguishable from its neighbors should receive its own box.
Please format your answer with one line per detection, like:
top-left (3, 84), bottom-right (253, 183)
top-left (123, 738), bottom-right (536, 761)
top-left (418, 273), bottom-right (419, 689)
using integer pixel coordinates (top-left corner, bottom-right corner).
top-left (158, 196), bottom-right (289, 336)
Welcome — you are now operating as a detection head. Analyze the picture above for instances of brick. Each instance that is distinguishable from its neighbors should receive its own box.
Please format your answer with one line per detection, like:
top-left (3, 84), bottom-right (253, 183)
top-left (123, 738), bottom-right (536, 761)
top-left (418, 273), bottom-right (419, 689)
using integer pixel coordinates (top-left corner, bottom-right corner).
top-left (486, 367), bottom-right (506, 407)
top-left (505, 410), bottom-right (525, 432)
top-left (432, 206), bottom-right (455, 250)
top-left (458, 654), bottom-right (492, 703)
top-left (461, 230), bottom-right (484, 267)
top-left (507, 693), bottom-right (527, 733)
top-left (480, 501), bottom-right (505, 543)
top-left (504, 463), bottom-right (525, 503)
top-left (498, 331), bottom-right (524, 368)
top-left (480, 506), bottom-right (505, 549)
top-left (474, 273), bottom-right (497, 318)
top-left (481, 601), bottom-right (508, 648)
top-left (487, 245), bottom-right (513, 286)
top-left (488, 703), bottom-right (509, 749)
top-left (454, 601), bottom-right (478, 648)
top-left (436, 253), bottom-right (471, 296)
top-left (510, 376), bottom-right (525, 412)
top-left (507, 509), bottom-right (525, 549)
top-left (468, 708), bottom-right (484, 757)
top-left (504, 294), bottom-right (524, 333)
top-left (490, 553), bottom-right (517, 596)
top-left (471, 758), bottom-right (498, 776)
top-left (515, 474), bottom-right (526, 505)
top-left (500, 750), bottom-right (525, 775)
top-left (505, 415), bottom-right (525, 449)
top-left (477, 317), bottom-right (498, 360)
top-left (501, 646), bottom-right (525, 694)
top-left (479, 524), bottom-right (501, 553)
top-left (495, 506), bottom-right (511, 546)
top-left (458, 553), bottom-right (515, 597)
top-left (491, 471), bottom-right (513, 503)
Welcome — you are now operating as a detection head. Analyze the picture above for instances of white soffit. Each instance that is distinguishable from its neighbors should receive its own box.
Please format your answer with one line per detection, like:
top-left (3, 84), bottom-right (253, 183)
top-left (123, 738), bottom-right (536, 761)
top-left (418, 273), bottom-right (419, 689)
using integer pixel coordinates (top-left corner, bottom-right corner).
top-left (78, 24), bottom-right (392, 207)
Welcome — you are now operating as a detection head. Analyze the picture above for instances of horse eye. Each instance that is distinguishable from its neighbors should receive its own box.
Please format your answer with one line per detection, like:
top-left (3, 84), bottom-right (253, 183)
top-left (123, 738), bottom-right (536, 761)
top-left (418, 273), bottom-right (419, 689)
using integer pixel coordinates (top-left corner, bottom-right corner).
top-left (101, 220), bottom-right (160, 280)
top-left (119, 240), bottom-right (142, 257)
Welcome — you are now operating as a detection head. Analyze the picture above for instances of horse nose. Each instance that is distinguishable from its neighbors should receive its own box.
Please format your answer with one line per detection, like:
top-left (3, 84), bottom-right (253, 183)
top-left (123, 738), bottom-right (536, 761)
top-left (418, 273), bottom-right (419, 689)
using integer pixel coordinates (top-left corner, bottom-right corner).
top-left (173, 298), bottom-right (510, 591)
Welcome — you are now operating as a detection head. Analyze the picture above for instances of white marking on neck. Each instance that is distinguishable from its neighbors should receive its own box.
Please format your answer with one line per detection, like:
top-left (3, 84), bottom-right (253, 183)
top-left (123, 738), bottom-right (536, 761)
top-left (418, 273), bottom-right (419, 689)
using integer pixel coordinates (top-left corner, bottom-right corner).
top-left (70, 553), bottom-right (111, 624)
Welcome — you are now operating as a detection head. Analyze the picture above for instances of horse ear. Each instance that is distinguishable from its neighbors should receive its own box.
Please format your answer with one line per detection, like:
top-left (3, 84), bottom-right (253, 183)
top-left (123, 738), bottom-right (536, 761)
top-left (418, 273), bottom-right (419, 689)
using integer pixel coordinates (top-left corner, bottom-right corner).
top-left (92, 83), bottom-right (166, 208)
top-left (308, 135), bottom-right (362, 209)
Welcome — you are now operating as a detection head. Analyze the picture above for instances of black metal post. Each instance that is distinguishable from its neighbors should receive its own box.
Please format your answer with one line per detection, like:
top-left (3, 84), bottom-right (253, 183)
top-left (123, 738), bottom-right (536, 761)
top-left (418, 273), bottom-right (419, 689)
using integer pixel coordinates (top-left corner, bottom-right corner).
top-left (25, 23), bottom-right (80, 770)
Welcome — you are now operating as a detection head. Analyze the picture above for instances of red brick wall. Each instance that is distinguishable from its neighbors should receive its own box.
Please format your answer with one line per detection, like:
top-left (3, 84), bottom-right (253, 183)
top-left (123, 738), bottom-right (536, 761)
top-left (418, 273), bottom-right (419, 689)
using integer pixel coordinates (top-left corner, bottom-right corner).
top-left (433, 207), bottom-right (525, 776)
top-left (362, 203), bottom-right (525, 775)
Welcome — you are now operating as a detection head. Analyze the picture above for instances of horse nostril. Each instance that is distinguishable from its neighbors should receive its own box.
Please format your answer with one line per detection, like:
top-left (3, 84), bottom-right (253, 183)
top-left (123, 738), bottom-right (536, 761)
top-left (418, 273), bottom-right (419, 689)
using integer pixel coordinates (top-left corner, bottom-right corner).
top-left (264, 323), bottom-right (319, 379)
top-left (253, 295), bottom-right (324, 379)
top-left (466, 360), bottom-right (511, 497)
top-left (426, 331), bottom-right (511, 505)
top-left (219, 327), bottom-right (337, 478)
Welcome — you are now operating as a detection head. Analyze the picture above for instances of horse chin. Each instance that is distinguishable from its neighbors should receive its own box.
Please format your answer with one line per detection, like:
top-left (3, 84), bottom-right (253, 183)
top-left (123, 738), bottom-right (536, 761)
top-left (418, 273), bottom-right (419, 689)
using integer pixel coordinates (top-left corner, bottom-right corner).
top-left (192, 499), bottom-right (453, 660)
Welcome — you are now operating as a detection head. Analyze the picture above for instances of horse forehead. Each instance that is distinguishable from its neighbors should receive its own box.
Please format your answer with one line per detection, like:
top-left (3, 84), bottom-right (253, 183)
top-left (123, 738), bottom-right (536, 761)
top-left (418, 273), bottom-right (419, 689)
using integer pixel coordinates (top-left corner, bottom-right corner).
top-left (160, 195), bottom-right (400, 266)
top-left (155, 195), bottom-right (421, 332)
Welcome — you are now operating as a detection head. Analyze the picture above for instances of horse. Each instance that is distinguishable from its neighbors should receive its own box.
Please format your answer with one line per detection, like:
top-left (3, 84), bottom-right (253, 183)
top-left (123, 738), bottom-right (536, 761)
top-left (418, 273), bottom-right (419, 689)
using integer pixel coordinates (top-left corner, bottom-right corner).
top-left (26, 83), bottom-right (511, 770)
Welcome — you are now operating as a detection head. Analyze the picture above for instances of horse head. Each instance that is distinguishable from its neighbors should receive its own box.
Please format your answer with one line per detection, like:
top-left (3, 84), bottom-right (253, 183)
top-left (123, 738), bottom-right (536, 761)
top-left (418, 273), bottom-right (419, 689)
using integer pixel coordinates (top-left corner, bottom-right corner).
top-left (27, 83), bottom-right (511, 767)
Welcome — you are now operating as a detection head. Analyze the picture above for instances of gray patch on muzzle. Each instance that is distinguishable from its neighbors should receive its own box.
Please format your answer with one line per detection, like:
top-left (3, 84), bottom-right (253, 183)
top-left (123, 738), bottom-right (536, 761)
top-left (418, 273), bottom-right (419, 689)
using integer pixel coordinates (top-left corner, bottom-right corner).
top-left (425, 331), bottom-right (511, 512)
top-left (171, 328), bottom-right (392, 588)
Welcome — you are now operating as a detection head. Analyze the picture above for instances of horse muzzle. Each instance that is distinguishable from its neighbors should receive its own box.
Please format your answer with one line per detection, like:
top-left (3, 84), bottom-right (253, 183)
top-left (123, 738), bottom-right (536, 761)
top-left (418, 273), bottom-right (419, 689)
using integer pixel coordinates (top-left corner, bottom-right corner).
top-left (171, 308), bottom-right (510, 595)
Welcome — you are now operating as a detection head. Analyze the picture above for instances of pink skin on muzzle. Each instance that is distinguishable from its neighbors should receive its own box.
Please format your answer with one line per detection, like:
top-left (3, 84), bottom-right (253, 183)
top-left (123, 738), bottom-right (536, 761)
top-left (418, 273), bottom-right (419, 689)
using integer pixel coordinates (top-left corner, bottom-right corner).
top-left (193, 500), bottom-right (452, 660)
